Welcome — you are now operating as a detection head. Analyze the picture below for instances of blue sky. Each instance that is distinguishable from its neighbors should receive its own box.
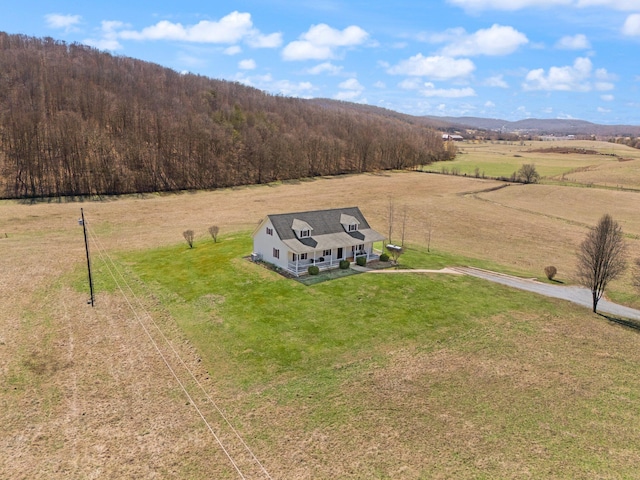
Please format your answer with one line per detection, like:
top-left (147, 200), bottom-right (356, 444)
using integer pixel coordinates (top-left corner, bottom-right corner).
top-left (2, 0), bottom-right (640, 124)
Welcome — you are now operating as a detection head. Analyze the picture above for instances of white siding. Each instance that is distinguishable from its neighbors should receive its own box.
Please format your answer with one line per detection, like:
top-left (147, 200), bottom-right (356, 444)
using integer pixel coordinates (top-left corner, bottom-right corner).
top-left (253, 219), bottom-right (289, 270)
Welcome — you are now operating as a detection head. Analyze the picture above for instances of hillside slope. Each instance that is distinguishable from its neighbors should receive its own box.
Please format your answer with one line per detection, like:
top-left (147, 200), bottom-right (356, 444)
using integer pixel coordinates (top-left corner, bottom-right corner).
top-left (0, 32), bottom-right (453, 199)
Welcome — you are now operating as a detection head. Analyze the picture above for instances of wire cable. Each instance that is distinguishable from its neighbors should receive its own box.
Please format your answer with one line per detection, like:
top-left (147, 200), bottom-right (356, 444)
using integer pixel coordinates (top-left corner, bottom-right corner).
top-left (85, 222), bottom-right (253, 479)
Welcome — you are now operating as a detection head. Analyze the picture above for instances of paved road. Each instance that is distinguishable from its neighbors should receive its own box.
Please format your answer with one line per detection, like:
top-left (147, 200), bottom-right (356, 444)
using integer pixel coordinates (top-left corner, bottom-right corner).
top-left (455, 267), bottom-right (640, 321)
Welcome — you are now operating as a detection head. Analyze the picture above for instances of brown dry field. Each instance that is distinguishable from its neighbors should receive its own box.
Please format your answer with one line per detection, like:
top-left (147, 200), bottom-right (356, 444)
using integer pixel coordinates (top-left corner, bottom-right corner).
top-left (2, 171), bottom-right (640, 478)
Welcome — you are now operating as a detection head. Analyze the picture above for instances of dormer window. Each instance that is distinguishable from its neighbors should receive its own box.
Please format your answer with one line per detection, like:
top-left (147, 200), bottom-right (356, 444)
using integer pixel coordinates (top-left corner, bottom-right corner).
top-left (340, 213), bottom-right (360, 233)
top-left (292, 218), bottom-right (314, 240)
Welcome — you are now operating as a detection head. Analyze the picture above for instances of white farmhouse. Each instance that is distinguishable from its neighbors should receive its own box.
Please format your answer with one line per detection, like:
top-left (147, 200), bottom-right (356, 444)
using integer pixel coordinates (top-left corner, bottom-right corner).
top-left (252, 207), bottom-right (385, 276)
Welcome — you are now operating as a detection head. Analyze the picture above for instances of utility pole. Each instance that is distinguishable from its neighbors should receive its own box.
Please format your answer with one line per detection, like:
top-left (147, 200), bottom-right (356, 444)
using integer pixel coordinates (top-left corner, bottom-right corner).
top-left (79, 208), bottom-right (95, 307)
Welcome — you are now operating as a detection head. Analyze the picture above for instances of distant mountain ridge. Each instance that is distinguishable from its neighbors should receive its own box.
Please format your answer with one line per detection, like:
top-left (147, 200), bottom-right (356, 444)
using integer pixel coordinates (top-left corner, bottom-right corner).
top-left (424, 116), bottom-right (640, 137)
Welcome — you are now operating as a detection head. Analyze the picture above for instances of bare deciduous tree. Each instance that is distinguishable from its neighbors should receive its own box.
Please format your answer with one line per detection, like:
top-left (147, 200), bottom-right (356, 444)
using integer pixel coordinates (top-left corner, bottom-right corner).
top-left (517, 163), bottom-right (540, 184)
top-left (386, 197), bottom-right (395, 246)
top-left (400, 205), bottom-right (408, 247)
top-left (577, 214), bottom-right (627, 313)
top-left (183, 230), bottom-right (195, 248)
top-left (424, 213), bottom-right (434, 253)
top-left (208, 225), bottom-right (219, 243)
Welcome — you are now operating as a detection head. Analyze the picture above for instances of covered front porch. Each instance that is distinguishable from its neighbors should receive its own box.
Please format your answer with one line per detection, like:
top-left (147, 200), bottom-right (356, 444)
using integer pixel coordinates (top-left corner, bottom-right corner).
top-left (286, 244), bottom-right (380, 277)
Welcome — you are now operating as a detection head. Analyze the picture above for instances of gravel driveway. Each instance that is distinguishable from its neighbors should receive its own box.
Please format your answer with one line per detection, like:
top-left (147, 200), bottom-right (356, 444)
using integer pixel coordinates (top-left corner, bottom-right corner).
top-left (455, 267), bottom-right (640, 321)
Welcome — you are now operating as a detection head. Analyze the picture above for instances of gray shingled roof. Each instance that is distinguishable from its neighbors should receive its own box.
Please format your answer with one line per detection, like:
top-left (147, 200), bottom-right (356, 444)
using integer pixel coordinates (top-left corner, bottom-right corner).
top-left (267, 207), bottom-right (384, 254)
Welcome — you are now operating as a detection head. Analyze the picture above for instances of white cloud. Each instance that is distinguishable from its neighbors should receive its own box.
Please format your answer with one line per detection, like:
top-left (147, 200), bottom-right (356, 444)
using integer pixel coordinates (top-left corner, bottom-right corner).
top-left (224, 46), bottom-right (242, 55)
top-left (335, 78), bottom-right (365, 101)
top-left (597, 106), bottom-right (611, 113)
top-left (485, 100), bottom-right (496, 107)
top-left (374, 81), bottom-right (386, 88)
top-left (484, 74), bottom-right (509, 88)
top-left (577, 0), bottom-right (640, 10)
top-left (449, 0), bottom-right (639, 10)
top-left (420, 83), bottom-right (476, 98)
top-left (85, 38), bottom-right (122, 51)
top-left (339, 78), bottom-right (364, 90)
top-left (238, 59), bottom-right (256, 70)
top-left (334, 91), bottom-right (367, 102)
top-left (555, 34), bottom-right (591, 49)
top-left (622, 14), bottom-right (640, 35)
top-left (440, 24), bottom-right (528, 56)
top-left (303, 24), bottom-right (369, 46)
top-left (388, 54), bottom-right (475, 80)
top-left (448, 0), bottom-right (572, 11)
top-left (114, 11), bottom-right (280, 49)
top-left (523, 57), bottom-right (615, 92)
top-left (517, 106), bottom-right (532, 117)
top-left (282, 42), bottom-right (333, 61)
top-left (45, 13), bottom-right (81, 31)
top-left (306, 62), bottom-right (344, 75)
top-left (273, 80), bottom-right (315, 97)
top-left (84, 20), bottom-right (127, 51)
top-left (119, 12), bottom-right (254, 43)
top-left (399, 78), bottom-right (424, 90)
top-left (601, 94), bottom-right (615, 101)
top-left (282, 24), bottom-right (369, 61)
top-left (238, 73), bottom-right (316, 97)
top-left (246, 32), bottom-right (283, 48)
top-left (595, 81), bottom-right (615, 91)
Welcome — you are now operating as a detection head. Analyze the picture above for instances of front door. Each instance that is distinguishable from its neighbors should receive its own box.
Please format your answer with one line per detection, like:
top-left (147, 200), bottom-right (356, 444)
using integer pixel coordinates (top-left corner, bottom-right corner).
top-left (337, 247), bottom-right (343, 259)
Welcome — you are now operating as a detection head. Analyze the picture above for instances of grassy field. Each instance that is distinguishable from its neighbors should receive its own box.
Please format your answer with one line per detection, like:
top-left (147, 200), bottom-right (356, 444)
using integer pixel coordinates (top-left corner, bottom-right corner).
top-left (114, 234), bottom-right (640, 478)
top-left (2, 164), bottom-right (640, 478)
top-left (425, 140), bottom-right (640, 190)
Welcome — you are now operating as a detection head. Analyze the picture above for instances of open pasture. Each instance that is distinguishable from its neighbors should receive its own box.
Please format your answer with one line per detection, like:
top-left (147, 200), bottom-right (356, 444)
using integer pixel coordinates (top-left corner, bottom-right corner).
top-left (2, 170), bottom-right (640, 478)
top-left (426, 140), bottom-right (640, 189)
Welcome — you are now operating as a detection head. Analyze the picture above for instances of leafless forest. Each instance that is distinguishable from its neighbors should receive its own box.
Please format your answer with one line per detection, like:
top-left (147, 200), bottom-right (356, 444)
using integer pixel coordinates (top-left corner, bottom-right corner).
top-left (0, 32), bottom-right (455, 199)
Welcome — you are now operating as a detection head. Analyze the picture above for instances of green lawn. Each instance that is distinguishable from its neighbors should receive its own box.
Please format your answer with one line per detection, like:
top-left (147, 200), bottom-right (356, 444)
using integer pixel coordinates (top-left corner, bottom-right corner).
top-left (104, 234), bottom-right (640, 478)
top-left (117, 234), bottom-right (560, 389)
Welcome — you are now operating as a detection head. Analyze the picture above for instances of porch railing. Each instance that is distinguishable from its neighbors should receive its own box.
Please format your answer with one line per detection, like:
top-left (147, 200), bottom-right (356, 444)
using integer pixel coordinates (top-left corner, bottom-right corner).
top-left (286, 252), bottom-right (379, 276)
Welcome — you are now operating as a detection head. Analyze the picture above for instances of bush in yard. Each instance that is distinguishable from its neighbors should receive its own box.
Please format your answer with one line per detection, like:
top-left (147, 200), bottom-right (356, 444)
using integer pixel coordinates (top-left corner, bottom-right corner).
top-left (308, 265), bottom-right (320, 275)
top-left (379, 253), bottom-right (390, 262)
top-left (356, 256), bottom-right (367, 267)
top-left (544, 265), bottom-right (557, 280)
top-left (339, 260), bottom-right (350, 270)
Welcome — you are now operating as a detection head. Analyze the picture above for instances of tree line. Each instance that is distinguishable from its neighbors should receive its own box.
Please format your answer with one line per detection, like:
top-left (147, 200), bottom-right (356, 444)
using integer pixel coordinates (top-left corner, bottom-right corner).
top-left (0, 32), bottom-right (454, 199)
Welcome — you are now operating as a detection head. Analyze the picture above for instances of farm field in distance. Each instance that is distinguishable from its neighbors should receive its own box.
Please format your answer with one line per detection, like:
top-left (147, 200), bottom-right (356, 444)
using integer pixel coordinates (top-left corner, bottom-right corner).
top-left (2, 144), bottom-right (640, 478)
top-left (426, 139), bottom-right (640, 190)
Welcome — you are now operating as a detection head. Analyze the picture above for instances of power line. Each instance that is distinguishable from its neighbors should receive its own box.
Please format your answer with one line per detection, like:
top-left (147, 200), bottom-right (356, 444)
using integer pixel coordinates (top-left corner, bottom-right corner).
top-left (84, 217), bottom-right (272, 479)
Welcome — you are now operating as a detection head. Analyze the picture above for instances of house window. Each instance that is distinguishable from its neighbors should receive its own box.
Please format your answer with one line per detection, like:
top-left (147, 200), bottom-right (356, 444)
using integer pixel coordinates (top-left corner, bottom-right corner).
top-left (300, 253), bottom-right (308, 260)
top-left (352, 244), bottom-right (365, 253)
top-left (266, 227), bottom-right (273, 236)
top-left (348, 224), bottom-right (358, 232)
top-left (300, 229), bottom-right (310, 238)
top-left (323, 249), bottom-right (331, 257)
top-left (273, 248), bottom-right (280, 259)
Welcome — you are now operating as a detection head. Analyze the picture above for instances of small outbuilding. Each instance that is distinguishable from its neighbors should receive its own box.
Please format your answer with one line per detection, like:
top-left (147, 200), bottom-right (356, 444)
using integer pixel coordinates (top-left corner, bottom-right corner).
top-left (252, 207), bottom-right (385, 276)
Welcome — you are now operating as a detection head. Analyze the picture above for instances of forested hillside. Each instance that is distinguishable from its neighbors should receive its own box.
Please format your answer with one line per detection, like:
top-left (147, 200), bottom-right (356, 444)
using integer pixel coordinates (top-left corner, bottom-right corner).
top-left (0, 32), bottom-right (453, 199)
